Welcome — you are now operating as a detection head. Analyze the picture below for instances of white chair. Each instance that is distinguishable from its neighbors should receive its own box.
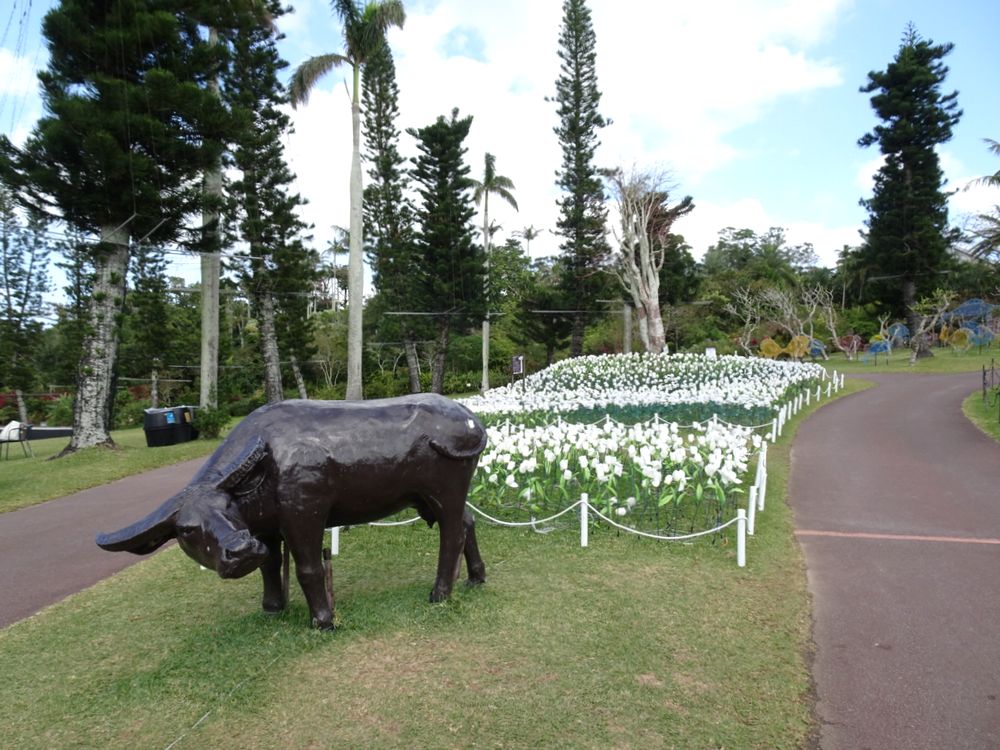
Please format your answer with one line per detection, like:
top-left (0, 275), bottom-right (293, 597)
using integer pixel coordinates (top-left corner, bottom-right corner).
top-left (0, 421), bottom-right (33, 459)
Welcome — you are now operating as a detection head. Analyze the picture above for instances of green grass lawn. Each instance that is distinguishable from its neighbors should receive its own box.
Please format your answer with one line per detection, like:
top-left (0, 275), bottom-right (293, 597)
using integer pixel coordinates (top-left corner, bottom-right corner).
top-left (962, 388), bottom-right (1000, 443)
top-left (0, 426), bottom-right (227, 514)
top-left (0, 383), bottom-right (868, 749)
top-left (0, 524), bottom-right (813, 749)
top-left (820, 345), bottom-right (999, 375)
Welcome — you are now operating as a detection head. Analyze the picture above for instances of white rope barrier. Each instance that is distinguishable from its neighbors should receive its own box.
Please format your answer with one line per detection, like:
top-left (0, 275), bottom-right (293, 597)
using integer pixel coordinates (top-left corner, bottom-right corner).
top-left (587, 503), bottom-right (741, 543)
top-left (368, 516), bottom-right (422, 527)
top-left (468, 499), bottom-right (586, 529)
top-left (330, 495), bottom-right (747, 565)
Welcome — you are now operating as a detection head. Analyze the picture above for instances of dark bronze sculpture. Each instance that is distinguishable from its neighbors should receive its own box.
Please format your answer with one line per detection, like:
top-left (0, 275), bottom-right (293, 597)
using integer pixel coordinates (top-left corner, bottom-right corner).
top-left (96, 395), bottom-right (487, 629)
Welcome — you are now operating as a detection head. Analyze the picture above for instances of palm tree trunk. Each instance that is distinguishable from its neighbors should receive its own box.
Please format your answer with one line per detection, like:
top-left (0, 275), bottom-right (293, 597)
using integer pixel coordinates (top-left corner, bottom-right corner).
top-left (481, 194), bottom-right (490, 393)
top-left (200, 26), bottom-right (221, 410)
top-left (259, 292), bottom-right (284, 403)
top-left (346, 64), bottom-right (364, 400)
top-left (61, 224), bottom-right (130, 454)
top-left (150, 360), bottom-right (159, 409)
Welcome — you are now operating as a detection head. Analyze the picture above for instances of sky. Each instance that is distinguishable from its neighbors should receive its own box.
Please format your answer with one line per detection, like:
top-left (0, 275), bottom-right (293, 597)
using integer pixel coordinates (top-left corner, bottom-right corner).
top-left (2, 0), bottom-right (1000, 293)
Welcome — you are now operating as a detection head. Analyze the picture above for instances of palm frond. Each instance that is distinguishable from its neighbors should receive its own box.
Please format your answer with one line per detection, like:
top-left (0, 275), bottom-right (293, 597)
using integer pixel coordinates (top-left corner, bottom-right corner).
top-left (495, 186), bottom-right (518, 211)
top-left (967, 138), bottom-right (1000, 190)
top-left (288, 53), bottom-right (350, 107)
top-left (347, 0), bottom-right (406, 63)
top-left (332, 0), bottom-right (362, 26)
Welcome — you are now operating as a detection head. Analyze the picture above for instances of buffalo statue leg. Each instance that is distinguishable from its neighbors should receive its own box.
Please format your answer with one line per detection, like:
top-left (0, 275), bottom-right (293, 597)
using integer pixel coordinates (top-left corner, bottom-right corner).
top-left (259, 534), bottom-right (286, 614)
top-left (462, 509), bottom-right (486, 587)
top-left (283, 523), bottom-right (334, 630)
top-left (430, 508), bottom-right (466, 603)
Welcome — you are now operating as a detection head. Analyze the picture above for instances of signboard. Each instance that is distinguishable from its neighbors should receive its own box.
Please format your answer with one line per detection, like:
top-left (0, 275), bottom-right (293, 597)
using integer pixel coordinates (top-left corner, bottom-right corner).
top-left (705, 347), bottom-right (717, 360)
top-left (512, 355), bottom-right (525, 376)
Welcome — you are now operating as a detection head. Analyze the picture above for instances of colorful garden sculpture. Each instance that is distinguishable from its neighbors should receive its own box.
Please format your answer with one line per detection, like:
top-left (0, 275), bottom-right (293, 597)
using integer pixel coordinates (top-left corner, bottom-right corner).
top-left (948, 327), bottom-right (972, 352)
top-left (888, 323), bottom-right (909, 348)
top-left (862, 336), bottom-right (892, 364)
top-left (759, 334), bottom-right (813, 360)
top-left (838, 334), bottom-right (863, 359)
top-left (96, 395), bottom-right (488, 630)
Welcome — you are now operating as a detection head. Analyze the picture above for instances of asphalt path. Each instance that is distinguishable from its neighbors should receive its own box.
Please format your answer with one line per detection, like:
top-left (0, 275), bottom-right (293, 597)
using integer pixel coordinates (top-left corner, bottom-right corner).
top-left (790, 372), bottom-right (1000, 749)
top-left (0, 457), bottom-right (205, 628)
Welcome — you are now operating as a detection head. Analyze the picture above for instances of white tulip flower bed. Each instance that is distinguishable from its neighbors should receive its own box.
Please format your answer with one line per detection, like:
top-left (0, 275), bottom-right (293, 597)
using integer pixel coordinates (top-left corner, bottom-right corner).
top-left (460, 352), bottom-right (826, 425)
top-left (469, 415), bottom-right (763, 536)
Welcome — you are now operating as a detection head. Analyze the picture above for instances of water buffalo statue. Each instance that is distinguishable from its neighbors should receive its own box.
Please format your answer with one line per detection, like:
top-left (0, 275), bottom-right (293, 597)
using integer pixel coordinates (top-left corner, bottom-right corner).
top-left (96, 394), bottom-right (488, 629)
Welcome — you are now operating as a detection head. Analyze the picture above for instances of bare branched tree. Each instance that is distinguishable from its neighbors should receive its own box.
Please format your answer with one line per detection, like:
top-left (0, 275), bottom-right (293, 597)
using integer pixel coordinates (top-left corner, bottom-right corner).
top-left (908, 289), bottom-right (956, 365)
top-left (604, 166), bottom-right (694, 353)
top-left (724, 287), bottom-right (762, 355)
top-left (814, 285), bottom-right (860, 359)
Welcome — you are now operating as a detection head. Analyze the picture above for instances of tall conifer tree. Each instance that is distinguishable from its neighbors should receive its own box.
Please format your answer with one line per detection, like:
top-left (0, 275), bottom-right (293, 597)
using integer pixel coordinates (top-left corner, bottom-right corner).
top-left (552, 0), bottom-right (610, 356)
top-left (408, 109), bottom-right (483, 393)
top-left (223, 0), bottom-right (315, 403)
top-left (858, 24), bottom-right (961, 353)
top-left (0, 0), bottom-right (230, 453)
top-left (362, 42), bottom-right (422, 392)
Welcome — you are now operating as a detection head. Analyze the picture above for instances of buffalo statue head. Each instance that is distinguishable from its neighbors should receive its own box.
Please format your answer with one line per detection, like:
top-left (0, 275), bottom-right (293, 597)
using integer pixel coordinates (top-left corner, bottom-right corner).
top-left (96, 438), bottom-right (270, 579)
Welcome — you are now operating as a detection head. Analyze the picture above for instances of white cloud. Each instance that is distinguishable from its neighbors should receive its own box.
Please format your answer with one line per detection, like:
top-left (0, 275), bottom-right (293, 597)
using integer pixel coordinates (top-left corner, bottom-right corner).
top-left (282, 0), bottom-right (851, 269)
top-left (0, 48), bottom-right (38, 97)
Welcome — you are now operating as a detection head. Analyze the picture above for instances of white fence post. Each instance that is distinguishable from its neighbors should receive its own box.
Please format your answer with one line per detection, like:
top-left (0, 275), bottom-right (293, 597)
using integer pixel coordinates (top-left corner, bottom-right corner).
top-left (833, 370), bottom-right (839, 393)
top-left (747, 485), bottom-right (758, 535)
top-left (329, 527), bottom-right (340, 556)
top-left (758, 445), bottom-right (767, 511)
top-left (737, 510), bottom-right (747, 567)
top-left (580, 494), bottom-right (589, 548)
top-left (805, 388), bottom-right (810, 406)
top-left (770, 417), bottom-right (777, 443)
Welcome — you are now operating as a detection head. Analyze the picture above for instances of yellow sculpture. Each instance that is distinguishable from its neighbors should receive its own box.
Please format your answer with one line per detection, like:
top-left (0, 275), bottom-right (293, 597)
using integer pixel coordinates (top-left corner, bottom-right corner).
top-left (759, 335), bottom-right (811, 360)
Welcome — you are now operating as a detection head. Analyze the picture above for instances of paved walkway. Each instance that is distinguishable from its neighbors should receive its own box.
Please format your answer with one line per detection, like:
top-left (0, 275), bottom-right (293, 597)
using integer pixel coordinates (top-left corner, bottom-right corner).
top-left (790, 372), bottom-right (1000, 749)
top-left (0, 457), bottom-right (205, 628)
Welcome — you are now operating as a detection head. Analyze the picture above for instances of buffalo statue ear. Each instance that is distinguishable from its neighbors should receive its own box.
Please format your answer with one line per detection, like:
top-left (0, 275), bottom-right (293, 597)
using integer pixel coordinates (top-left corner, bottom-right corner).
top-left (95, 494), bottom-right (182, 555)
top-left (217, 437), bottom-right (267, 492)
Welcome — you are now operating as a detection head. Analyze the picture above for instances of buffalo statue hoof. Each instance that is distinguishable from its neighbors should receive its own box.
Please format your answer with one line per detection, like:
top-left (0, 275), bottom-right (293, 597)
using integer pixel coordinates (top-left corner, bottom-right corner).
top-left (262, 598), bottom-right (286, 615)
top-left (312, 617), bottom-right (336, 631)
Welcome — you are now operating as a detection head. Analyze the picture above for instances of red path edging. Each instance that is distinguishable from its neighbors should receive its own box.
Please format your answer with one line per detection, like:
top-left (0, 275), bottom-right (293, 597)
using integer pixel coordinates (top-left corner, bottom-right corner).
top-left (796, 529), bottom-right (1000, 545)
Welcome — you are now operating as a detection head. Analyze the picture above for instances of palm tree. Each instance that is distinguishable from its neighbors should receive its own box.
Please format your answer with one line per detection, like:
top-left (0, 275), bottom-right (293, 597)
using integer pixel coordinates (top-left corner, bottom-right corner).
top-left (969, 139), bottom-right (1000, 189)
top-left (472, 153), bottom-right (518, 392)
top-left (964, 139), bottom-right (1000, 261)
top-left (289, 0), bottom-right (405, 400)
top-left (513, 224), bottom-right (544, 255)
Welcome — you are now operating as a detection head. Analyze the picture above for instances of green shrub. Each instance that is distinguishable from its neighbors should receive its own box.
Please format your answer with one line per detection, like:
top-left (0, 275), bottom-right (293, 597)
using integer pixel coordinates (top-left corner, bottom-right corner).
top-left (113, 395), bottom-right (150, 429)
top-left (193, 404), bottom-right (230, 439)
top-left (47, 395), bottom-right (74, 426)
top-left (227, 393), bottom-right (266, 417)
